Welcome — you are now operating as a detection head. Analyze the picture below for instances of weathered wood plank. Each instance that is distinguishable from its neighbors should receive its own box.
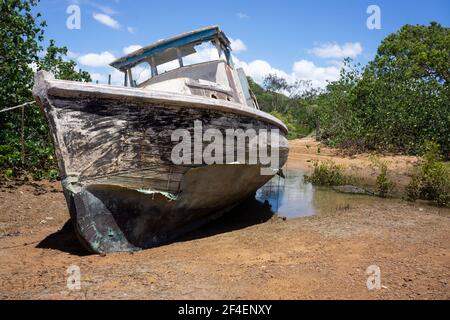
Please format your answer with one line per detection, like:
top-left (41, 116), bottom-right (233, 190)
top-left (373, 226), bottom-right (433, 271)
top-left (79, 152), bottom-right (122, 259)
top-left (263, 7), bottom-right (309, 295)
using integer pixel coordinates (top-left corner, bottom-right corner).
top-left (48, 96), bottom-right (288, 183)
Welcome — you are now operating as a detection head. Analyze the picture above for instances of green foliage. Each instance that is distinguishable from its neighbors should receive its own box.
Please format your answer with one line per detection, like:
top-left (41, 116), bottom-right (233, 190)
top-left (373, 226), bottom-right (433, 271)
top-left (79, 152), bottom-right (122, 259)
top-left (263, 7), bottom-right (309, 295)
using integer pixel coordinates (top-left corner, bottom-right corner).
top-left (248, 76), bottom-right (292, 113)
top-left (248, 76), bottom-right (315, 139)
top-left (304, 160), bottom-right (351, 186)
top-left (32, 168), bottom-right (58, 181)
top-left (250, 23), bottom-right (449, 158)
top-left (270, 111), bottom-right (311, 139)
top-left (0, 104), bottom-right (55, 179)
top-left (316, 23), bottom-right (450, 157)
top-left (406, 142), bottom-right (450, 207)
top-left (369, 156), bottom-right (395, 197)
top-left (39, 40), bottom-right (91, 82)
top-left (313, 59), bottom-right (363, 148)
top-left (0, 0), bottom-right (91, 180)
top-left (0, 0), bottom-right (45, 109)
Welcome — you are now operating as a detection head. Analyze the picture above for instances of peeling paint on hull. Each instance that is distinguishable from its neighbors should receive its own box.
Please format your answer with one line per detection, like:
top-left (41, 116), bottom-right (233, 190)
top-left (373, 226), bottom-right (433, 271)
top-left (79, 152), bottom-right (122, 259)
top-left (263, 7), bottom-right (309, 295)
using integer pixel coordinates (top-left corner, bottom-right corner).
top-left (64, 164), bottom-right (273, 252)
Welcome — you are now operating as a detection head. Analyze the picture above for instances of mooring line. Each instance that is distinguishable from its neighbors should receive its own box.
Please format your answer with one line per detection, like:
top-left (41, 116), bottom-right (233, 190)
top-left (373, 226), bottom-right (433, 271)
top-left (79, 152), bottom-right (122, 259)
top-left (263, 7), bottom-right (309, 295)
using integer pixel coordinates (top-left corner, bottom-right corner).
top-left (0, 101), bottom-right (35, 113)
top-left (0, 240), bottom-right (40, 250)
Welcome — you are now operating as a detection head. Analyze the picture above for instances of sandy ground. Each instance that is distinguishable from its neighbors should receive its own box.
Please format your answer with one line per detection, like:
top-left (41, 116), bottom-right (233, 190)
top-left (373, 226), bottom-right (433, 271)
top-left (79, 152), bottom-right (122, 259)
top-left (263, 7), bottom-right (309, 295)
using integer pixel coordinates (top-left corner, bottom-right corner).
top-left (0, 138), bottom-right (449, 300)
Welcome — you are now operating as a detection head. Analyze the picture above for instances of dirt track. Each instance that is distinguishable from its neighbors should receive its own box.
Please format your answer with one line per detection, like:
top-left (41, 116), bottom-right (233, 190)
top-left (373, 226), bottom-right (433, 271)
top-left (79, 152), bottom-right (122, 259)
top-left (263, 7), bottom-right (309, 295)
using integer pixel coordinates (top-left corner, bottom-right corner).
top-left (0, 138), bottom-right (449, 300)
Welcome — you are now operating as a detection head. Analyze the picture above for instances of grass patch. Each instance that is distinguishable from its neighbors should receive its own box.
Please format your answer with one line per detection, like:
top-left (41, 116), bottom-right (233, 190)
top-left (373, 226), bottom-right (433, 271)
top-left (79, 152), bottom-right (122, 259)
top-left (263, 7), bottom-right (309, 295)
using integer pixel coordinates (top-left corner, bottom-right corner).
top-left (304, 160), bottom-right (351, 186)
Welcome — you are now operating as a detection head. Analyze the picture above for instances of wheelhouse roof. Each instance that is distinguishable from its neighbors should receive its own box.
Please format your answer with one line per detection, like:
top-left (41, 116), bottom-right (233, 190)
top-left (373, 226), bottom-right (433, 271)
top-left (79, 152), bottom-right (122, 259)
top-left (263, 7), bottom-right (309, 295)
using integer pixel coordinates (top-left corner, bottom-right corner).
top-left (110, 25), bottom-right (231, 71)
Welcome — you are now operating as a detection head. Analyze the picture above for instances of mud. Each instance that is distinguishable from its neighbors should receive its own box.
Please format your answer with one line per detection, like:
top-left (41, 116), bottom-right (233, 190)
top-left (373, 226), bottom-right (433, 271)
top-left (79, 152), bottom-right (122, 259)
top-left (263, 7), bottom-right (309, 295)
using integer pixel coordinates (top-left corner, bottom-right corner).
top-left (0, 138), bottom-right (449, 299)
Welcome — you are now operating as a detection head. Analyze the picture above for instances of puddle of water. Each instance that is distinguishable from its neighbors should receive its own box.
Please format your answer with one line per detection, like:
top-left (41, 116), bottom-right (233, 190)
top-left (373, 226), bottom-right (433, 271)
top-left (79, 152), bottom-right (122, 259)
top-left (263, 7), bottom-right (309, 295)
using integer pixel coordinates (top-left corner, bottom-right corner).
top-left (183, 168), bottom-right (400, 243)
top-left (255, 168), bottom-right (381, 219)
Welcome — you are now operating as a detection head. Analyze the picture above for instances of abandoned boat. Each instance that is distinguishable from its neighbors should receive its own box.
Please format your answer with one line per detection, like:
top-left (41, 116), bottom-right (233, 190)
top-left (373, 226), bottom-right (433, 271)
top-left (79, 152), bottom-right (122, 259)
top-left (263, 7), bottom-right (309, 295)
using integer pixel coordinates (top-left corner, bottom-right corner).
top-left (33, 26), bottom-right (289, 253)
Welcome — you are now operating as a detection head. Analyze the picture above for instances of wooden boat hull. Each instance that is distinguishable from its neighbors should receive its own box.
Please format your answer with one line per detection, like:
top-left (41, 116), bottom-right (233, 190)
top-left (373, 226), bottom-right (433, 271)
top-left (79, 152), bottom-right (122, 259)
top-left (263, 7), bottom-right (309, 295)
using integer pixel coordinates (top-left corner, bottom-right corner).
top-left (33, 71), bottom-right (289, 253)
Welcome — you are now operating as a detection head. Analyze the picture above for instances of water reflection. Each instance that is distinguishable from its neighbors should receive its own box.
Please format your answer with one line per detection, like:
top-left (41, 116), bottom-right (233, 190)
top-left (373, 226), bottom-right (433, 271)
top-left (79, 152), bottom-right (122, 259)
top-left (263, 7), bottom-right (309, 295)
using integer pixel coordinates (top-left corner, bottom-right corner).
top-left (256, 169), bottom-right (315, 218)
top-left (167, 168), bottom-right (387, 245)
top-left (255, 168), bottom-right (379, 218)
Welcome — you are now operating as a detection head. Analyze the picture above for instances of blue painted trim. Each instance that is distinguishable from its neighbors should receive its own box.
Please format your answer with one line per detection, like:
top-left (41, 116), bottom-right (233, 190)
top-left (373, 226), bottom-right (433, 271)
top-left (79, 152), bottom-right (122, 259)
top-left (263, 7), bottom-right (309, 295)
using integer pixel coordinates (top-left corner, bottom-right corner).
top-left (111, 28), bottom-right (229, 70)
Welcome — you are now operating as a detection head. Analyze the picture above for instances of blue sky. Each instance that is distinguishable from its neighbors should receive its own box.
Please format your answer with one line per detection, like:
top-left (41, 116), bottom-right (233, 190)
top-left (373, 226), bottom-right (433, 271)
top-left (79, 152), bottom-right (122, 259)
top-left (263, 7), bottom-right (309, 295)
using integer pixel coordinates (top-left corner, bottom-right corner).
top-left (35, 0), bottom-right (449, 87)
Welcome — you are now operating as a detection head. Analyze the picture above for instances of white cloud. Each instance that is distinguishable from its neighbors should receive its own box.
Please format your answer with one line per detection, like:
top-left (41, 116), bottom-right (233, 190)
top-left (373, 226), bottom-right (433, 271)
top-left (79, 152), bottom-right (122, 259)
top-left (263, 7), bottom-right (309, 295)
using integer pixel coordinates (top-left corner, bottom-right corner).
top-left (88, 69), bottom-right (124, 85)
top-left (184, 43), bottom-right (220, 65)
top-left (234, 55), bottom-right (340, 89)
top-left (309, 42), bottom-right (363, 59)
top-left (292, 59), bottom-right (340, 88)
top-left (90, 72), bottom-right (108, 83)
top-left (90, 57), bottom-right (340, 89)
top-left (78, 51), bottom-right (116, 67)
top-left (157, 60), bottom-right (180, 74)
top-left (327, 60), bottom-right (345, 68)
top-left (234, 58), bottom-right (290, 85)
top-left (230, 38), bottom-right (247, 52)
top-left (110, 68), bottom-right (126, 85)
top-left (97, 5), bottom-right (117, 15)
top-left (236, 12), bottom-right (249, 19)
top-left (123, 45), bottom-right (142, 55)
top-left (127, 26), bottom-right (136, 34)
top-left (67, 51), bottom-right (80, 59)
top-left (93, 13), bottom-right (120, 29)
top-left (83, 43), bottom-right (342, 89)
top-left (82, 0), bottom-right (118, 15)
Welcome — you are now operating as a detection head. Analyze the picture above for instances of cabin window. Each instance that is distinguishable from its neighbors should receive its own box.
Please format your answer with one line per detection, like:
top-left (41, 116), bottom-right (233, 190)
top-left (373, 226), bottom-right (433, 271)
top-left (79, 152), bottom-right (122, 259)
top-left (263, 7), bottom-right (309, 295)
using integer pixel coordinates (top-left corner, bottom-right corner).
top-left (130, 61), bottom-right (152, 86)
top-left (183, 41), bottom-right (223, 67)
top-left (157, 60), bottom-right (180, 74)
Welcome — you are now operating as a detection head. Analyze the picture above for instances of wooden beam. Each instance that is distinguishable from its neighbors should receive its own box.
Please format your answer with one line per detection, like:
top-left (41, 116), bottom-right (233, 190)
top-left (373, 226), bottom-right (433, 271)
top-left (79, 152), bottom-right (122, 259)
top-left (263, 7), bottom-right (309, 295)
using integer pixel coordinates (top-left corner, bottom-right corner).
top-left (150, 57), bottom-right (158, 77)
top-left (111, 27), bottom-right (222, 70)
top-left (176, 48), bottom-right (184, 68)
top-left (128, 69), bottom-right (134, 87)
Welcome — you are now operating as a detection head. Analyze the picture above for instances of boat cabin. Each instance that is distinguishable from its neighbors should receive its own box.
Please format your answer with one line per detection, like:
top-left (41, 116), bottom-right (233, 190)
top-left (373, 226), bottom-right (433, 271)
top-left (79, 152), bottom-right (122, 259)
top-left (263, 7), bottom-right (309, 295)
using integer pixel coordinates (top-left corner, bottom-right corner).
top-left (110, 26), bottom-right (258, 108)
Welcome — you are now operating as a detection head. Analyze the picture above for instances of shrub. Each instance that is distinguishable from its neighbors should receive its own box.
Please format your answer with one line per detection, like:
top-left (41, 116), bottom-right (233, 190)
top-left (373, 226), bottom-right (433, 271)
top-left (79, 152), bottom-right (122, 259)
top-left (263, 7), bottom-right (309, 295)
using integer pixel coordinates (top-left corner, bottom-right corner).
top-left (304, 160), bottom-right (350, 186)
top-left (406, 142), bottom-right (450, 207)
top-left (370, 156), bottom-right (395, 197)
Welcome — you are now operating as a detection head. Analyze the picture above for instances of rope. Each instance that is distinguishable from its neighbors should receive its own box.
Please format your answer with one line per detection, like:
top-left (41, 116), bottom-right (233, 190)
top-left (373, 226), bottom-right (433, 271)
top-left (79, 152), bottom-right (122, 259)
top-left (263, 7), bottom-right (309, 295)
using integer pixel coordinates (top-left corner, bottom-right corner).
top-left (0, 101), bottom-right (35, 113)
top-left (0, 101), bottom-right (36, 164)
